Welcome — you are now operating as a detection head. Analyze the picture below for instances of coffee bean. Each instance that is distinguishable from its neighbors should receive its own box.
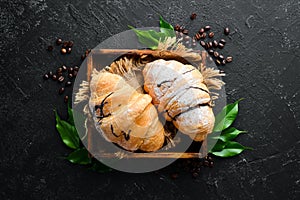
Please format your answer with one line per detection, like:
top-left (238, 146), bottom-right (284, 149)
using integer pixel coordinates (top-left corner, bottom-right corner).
top-left (204, 160), bottom-right (210, 166)
top-left (206, 42), bottom-right (211, 49)
top-left (67, 41), bottom-right (74, 47)
top-left (58, 76), bottom-right (65, 83)
top-left (74, 66), bottom-right (79, 71)
top-left (62, 41), bottom-right (68, 48)
top-left (209, 161), bottom-right (214, 168)
top-left (68, 73), bottom-right (73, 79)
top-left (65, 81), bottom-right (72, 87)
top-left (190, 13), bottom-right (197, 20)
top-left (199, 28), bottom-right (205, 34)
top-left (220, 39), bottom-right (226, 44)
top-left (194, 33), bottom-right (201, 40)
top-left (73, 71), bottom-right (78, 77)
top-left (221, 59), bottom-right (226, 65)
top-left (218, 43), bottom-right (224, 49)
top-left (209, 41), bottom-right (213, 47)
top-left (226, 56), bottom-right (233, 63)
top-left (57, 67), bottom-right (63, 73)
top-left (179, 26), bottom-right (184, 32)
top-left (64, 95), bottom-right (69, 103)
top-left (68, 67), bottom-right (74, 73)
top-left (219, 54), bottom-right (224, 60)
top-left (208, 32), bottom-right (214, 38)
top-left (56, 38), bottom-right (63, 45)
top-left (213, 40), bottom-right (218, 48)
top-left (52, 74), bottom-right (57, 81)
top-left (67, 47), bottom-right (72, 54)
top-left (204, 25), bottom-right (211, 31)
top-left (56, 72), bottom-right (62, 77)
top-left (192, 172), bottom-right (199, 178)
top-left (61, 48), bottom-right (67, 54)
top-left (224, 27), bottom-right (230, 35)
top-left (174, 24), bottom-right (180, 31)
top-left (182, 29), bottom-right (188, 35)
top-left (208, 49), bottom-right (214, 55)
top-left (213, 51), bottom-right (219, 58)
top-left (62, 65), bottom-right (67, 72)
top-left (43, 73), bottom-right (49, 80)
top-left (48, 71), bottom-right (53, 77)
top-left (200, 41), bottom-right (206, 48)
top-left (215, 59), bottom-right (221, 66)
top-left (201, 32), bottom-right (206, 39)
top-left (47, 45), bottom-right (54, 51)
top-left (58, 87), bottom-right (65, 95)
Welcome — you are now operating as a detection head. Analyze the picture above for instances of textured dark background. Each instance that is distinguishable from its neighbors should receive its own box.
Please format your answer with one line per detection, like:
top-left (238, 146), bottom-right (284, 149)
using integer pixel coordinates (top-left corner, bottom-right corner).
top-left (1, 0), bottom-right (300, 199)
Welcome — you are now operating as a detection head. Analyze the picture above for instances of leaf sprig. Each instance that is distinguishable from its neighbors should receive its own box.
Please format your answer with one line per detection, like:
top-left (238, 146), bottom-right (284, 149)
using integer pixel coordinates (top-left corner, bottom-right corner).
top-left (129, 16), bottom-right (175, 49)
top-left (209, 99), bottom-right (252, 157)
top-left (55, 102), bottom-right (111, 172)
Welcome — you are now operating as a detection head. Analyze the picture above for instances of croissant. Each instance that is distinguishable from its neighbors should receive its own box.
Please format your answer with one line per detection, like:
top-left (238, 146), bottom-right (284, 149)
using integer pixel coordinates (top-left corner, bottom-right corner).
top-left (89, 71), bottom-right (165, 152)
top-left (143, 59), bottom-right (215, 141)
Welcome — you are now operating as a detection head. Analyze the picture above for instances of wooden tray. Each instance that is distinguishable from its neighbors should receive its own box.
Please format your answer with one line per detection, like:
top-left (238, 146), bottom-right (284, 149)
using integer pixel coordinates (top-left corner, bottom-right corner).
top-left (85, 49), bottom-right (209, 159)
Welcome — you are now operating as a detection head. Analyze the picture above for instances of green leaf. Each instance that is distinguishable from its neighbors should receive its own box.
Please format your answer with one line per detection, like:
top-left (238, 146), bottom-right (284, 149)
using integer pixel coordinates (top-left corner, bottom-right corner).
top-left (213, 99), bottom-right (243, 132)
top-left (210, 141), bottom-right (252, 157)
top-left (213, 127), bottom-right (247, 142)
top-left (89, 160), bottom-right (112, 173)
top-left (67, 148), bottom-right (91, 165)
top-left (67, 101), bottom-right (74, 126)
top-left (159, 16), bottom-right (175, 37)
top-left (55, 110), bottom-right (80, 149)
top-left (129, 26), bottom-right (167, 49)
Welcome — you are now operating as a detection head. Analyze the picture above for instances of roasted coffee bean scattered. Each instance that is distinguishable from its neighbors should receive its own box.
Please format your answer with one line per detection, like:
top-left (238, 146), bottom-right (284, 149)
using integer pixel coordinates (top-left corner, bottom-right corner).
top-left (200, 41), bottom-right (206, 48)
top-left (190, 13), bottom-right (197, 20)
top-left (221, 59), bottom-right (226, 65)
top-left (182, 29), bottom-right (188, 35)
top-left (208, 49), bottom-right (214, 55)
top-left (48, 71), bottom-right (53, 77)
top-left (64, 95), bottom-right (69, 103)
top-left (204, 25), bottom-right (211, 31)
top-left (62, 65), bottom-right (67, 71)
top-left (62, 41), bottom-right (68, 48)
top-left (218, 43), bottom-right (224, 49)
top-left (61, 48), bottom-right (67, 54)
top-left (52, 74), bottom-right (57, 81)
top-left (74, 66), bottom-right (79, 71)
top-left (194, 33), bottom-right (201, 40)
top-left (67, 48), bottom-right (72, 54)
top-left (68, 73), bottom-right (73, 79)
top-left (213, 40), bottom-right (218, 48)
top-left (224, 27), bottom-right (230, 35)
top-left (57, 67), bottom-right (63, 73)
top-left (219, 54), bottom-right (224, 60)
top-left (199, 28), bottom-right (205, 34)
top-left (206, 42), bottom-right (211, 49)
top-left (220, 39), bottom-right (226, 44)
top-left (65, 81), bottom-right (72, 87)
top-left (67, 41), bottom-right (74, 47)
top-left (58, 87), bottom-right (65, 95)
top-left (174, 24), bottom-right (180, 31)
top-left (226, 56), bottom-right (233, 63)
top-left (47, 45), bottom-right (54, 51)
top-left (56, 38), bottom-right (62, 45)
top-left (208, 32), bottom-right (214, 38)
top-left (215, 59), bottom-right (221, 66)
top-left (43, 73), bottom-right (49, 80)
top-left (68, 67), bottom-right (74, 73)
top-left (192, 172), bottom-right (199, 178)
top-left (58, 76), bottom-right (65, 83)
top-left (201, 32), bottom-right (206, 39)
top-left (214, 51), bottom-right (219, 58)
top-left (73, 71), bottom-right (78, 77)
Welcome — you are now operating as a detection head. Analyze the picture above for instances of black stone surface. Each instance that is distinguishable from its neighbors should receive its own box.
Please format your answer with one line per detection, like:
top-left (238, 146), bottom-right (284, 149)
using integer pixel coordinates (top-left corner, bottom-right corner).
top-left (1, 0), bottom-right (299, 199)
